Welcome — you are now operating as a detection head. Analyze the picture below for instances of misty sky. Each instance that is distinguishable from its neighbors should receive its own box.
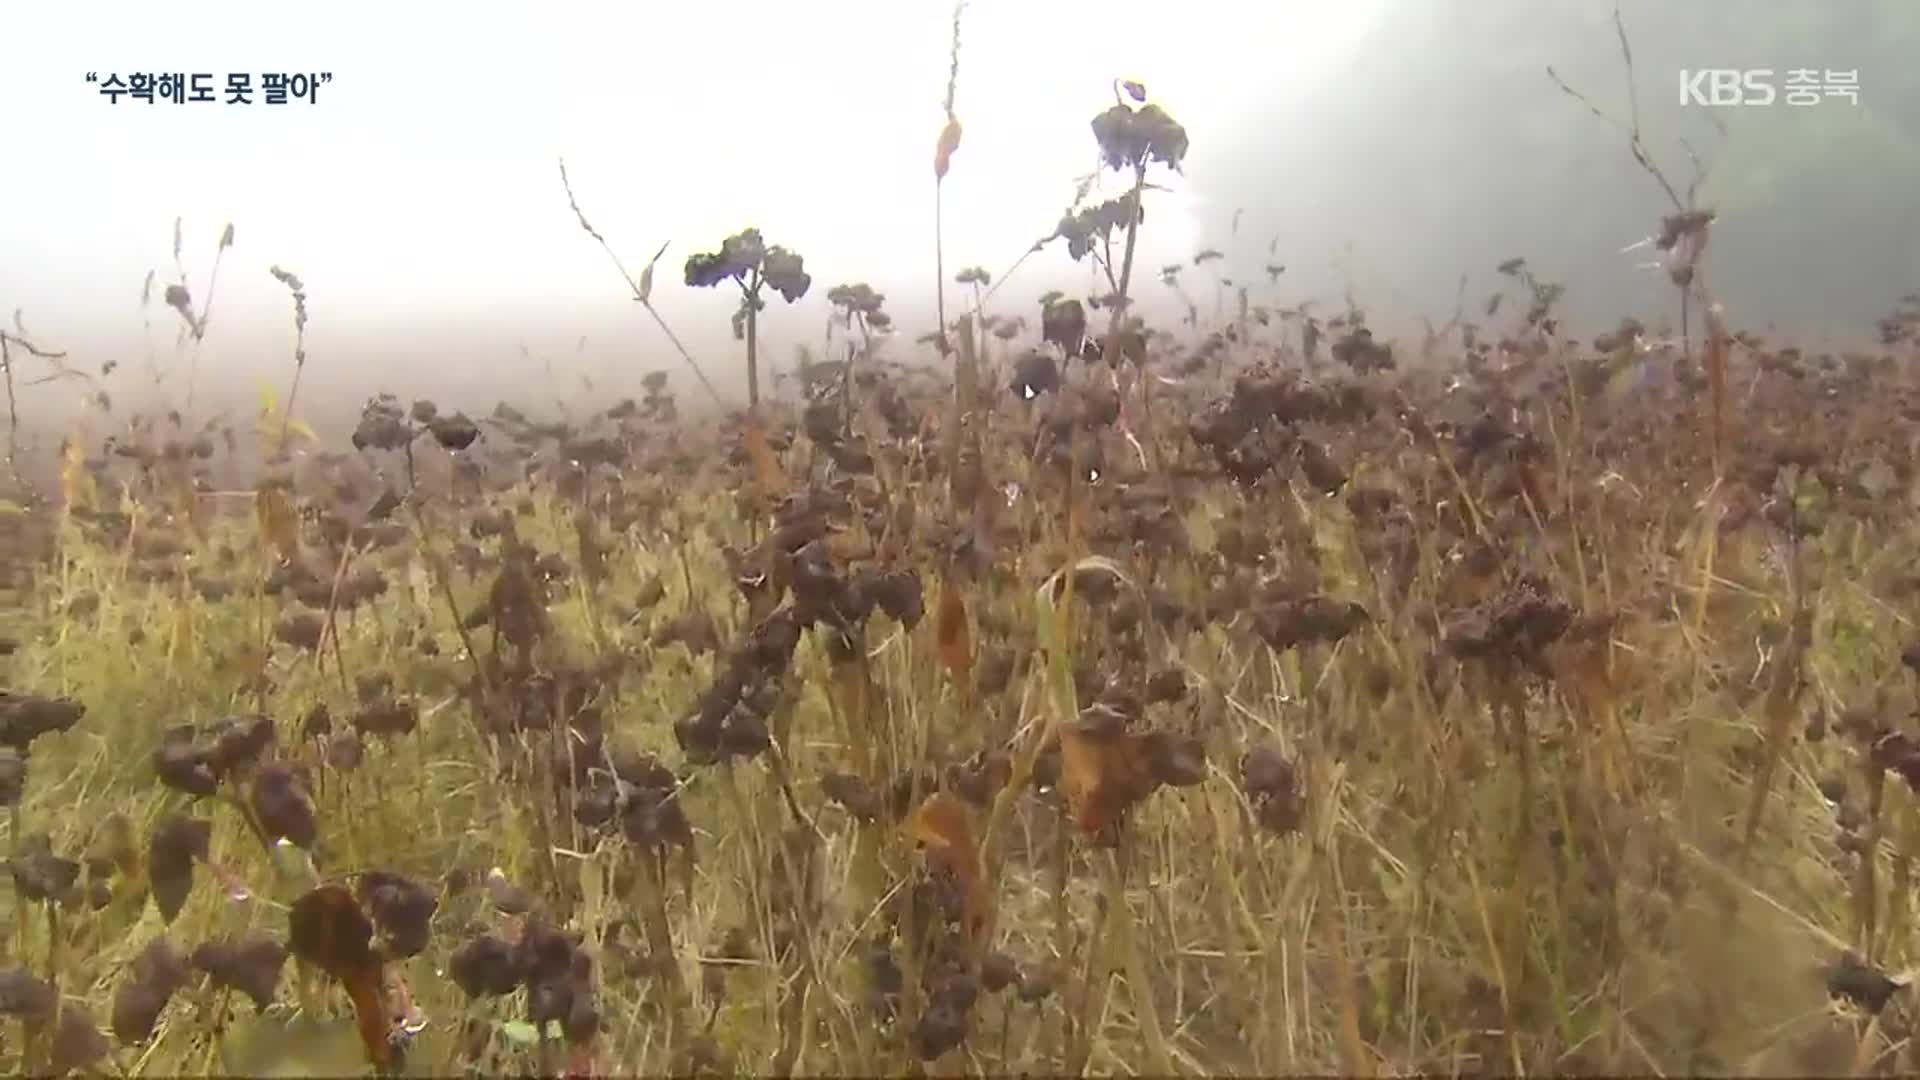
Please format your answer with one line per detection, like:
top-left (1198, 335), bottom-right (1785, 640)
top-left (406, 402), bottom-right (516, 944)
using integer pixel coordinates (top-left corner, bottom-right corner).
top-left (2, 0), bottom-right (1383, 423)
top-left (5, 0), bottom-right (1911, 437)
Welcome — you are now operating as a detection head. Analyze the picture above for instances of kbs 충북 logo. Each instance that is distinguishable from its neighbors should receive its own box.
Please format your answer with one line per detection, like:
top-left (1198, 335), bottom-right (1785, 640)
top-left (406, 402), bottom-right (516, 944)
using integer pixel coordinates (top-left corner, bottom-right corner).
top-left (1678, 68), bottom-right (1859, 107)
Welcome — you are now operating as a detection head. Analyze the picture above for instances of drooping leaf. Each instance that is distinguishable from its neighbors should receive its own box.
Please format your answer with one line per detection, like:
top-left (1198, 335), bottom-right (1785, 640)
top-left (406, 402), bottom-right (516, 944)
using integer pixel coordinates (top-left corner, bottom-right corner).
top-left (638, 240), bottom-right (669, 304)
top-left (903, 792), bottom-right (988, 937)
top-left (743, 409), bottom-right (785, 500)
top-left (1058, 726), bottom-right (1160, 833)
top-left (287, 885), bottom-right (391, 1070)
top-left (934, 118), bottom-right (964, 180)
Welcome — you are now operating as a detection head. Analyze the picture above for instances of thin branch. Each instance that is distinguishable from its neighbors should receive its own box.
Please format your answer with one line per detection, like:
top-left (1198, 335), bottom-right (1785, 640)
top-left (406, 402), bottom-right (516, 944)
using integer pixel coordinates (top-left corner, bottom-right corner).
top-left (557, 158), bottom-right (725, 408)
top-left (0, 330), bottom-right (69, 485)
top-left (978, 244), bottom-right (1041, 307)
top-left (933, 1), bottom-right (968, 359)
top-left (1544, 3), bottom-right (1684, 212)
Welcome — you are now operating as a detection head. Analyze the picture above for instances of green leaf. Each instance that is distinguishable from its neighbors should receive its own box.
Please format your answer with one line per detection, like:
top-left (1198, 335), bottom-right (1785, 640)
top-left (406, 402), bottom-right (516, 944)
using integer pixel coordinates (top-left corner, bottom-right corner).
top-left (499, 1020), bottom-right (542, 1046)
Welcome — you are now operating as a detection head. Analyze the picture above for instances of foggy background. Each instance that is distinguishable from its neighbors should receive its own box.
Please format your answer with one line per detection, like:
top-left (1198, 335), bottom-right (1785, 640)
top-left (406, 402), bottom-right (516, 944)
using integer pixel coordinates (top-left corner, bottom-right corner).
top-left (2, 0), bottom-right (1916, 446)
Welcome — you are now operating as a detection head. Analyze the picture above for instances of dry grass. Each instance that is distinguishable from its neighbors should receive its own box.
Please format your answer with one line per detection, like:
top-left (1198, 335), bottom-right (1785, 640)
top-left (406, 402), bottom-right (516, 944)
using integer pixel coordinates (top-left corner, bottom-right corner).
top-left (4, 10), bottom-right (1920, 1078)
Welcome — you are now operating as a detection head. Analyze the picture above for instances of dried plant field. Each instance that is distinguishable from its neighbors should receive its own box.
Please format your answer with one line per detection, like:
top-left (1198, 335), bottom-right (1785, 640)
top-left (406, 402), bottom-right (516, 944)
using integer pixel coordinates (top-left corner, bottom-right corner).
top-left (5, 13), bottom-right (1920, 1078)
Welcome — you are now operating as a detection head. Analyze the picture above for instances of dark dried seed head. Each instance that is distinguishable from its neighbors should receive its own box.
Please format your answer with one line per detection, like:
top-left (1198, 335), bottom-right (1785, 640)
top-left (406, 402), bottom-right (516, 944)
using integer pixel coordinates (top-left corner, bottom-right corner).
top-left (0, 748), bottom-right (25, 806)
top-left (50, 1002), bottom-right (112, 1074)
top-left (0, 692), bottom-right (85, 752)
top-left (449, 933), bottom-right (522, 999)
top-left (0, 966), bottom-right (57, 1019)
top-left (148, 814), bottom-right (212, 923)
top-left (250, 765), bottom-right (318, 848)
top-left (207, 713), bottom-right (275, 774)
top-left (981, 952), bottom-right (1019, 994)
top-left (8, 832), bottom-right (80, 904)
top-left (153, 725), bottom-right (219, 797)
top-left (360, 870), bottom-right (438, 958)
top-left (189, 935), bottom-right (288, 1010)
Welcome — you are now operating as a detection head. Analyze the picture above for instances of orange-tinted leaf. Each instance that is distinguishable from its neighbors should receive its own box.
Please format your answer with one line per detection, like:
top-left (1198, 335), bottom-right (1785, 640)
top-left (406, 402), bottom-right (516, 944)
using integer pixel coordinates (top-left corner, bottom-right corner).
top-left (934, 118), bottom-right (963, 180)
top-left (1058, 727), bottom-right (1160, 833)
top-left (288, 885), bottom-right (390, 1068)
top-left (743, 408), bottom-right (785, 499)
top-left (904, 792), bottom-right (987, 937)
top-left (935, 580), bottom-right (972, 683)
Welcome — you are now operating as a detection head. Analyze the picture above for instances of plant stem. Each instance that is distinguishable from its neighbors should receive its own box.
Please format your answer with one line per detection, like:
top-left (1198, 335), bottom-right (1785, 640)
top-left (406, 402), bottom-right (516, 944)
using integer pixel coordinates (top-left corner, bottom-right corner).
top-left (744, 272), bottom-right (763, 411)
top-left (1102, 845), bottom-right (1174, 1074)
top-left (1098, 161), bottom-right (1149, 370)
top-left (935, 184), bottom-right (949, 355)
top-left (278, 359), bottom-right (307, 457)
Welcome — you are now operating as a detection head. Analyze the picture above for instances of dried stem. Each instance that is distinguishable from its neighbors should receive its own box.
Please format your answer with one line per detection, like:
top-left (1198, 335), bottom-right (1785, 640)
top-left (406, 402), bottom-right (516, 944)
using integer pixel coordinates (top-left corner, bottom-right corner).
top-left (0, 331), bottom-right (67, 489)
top-left (558, 158), bottom-right (725, 408)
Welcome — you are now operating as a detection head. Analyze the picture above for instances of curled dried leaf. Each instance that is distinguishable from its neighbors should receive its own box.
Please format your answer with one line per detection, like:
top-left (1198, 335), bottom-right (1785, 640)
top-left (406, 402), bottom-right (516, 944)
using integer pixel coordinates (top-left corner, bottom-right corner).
top-left (743, 410), bottom-right (786, 500)
top-left (190, 935), bottom-right (288, 1011)
top-left (934, 118), bottom-right (963, 179)
top-left (903, 792), bottom-right (988, 939)
top-left (288, 884), bottom-right (391, 1068)
top-left (1058, 724), bottom-right (1163, 834)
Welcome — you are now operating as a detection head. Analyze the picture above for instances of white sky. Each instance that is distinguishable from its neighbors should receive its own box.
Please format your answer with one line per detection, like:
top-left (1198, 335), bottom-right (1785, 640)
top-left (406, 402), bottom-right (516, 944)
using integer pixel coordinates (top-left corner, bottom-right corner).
top-left (1, 0), bottom-right (1384, 417)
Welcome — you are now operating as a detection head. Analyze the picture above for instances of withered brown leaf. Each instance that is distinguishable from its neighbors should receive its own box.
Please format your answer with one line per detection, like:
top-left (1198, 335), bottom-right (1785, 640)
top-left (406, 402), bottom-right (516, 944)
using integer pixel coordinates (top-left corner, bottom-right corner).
top-left (903, 792), bottom-right (987, 939)
top-left (1058, 726), bottom-right (1161, 834)
top-left (287, 885), bottom-right (390, 1069)
top-left (934, 118), bottom-right (963, 180)
top-left (743, 409), bottom-right (786, 501)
